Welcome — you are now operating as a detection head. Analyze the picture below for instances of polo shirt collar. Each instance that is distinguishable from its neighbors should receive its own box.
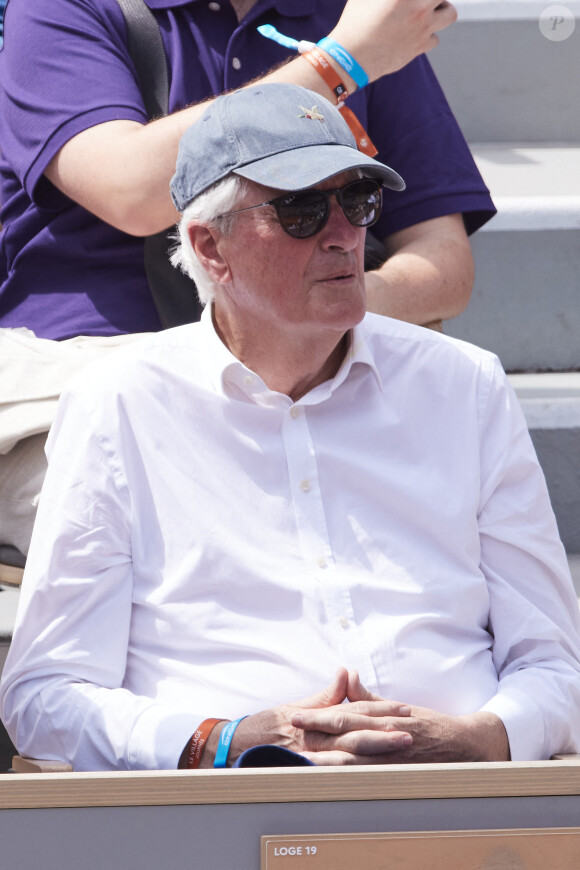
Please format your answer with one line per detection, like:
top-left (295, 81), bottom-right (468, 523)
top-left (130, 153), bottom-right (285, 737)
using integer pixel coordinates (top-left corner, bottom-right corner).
top-left (143, 0), bottom-right (315, 15)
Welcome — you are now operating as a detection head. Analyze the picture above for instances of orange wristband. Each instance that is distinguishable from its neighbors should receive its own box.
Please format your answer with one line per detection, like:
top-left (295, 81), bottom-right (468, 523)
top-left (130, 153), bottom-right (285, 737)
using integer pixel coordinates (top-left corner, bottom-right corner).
top-left (301, 48), bottom-right (377, 157)
top-left (301, 46), bottom-right (349, 103)
top-left (337, 105), bottom-right (378, 157)
top-left (179, 718), bottom-right (225, 770)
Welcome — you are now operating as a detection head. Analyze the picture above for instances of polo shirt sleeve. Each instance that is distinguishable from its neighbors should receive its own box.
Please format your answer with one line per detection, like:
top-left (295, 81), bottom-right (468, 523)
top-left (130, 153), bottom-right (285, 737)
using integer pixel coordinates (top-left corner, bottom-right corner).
top-left (347, 55), bottom-right (496, 238)
top-left (474, 358), bottom-right (580, 759)
top-left (0, 0), bottom-right (147, 209)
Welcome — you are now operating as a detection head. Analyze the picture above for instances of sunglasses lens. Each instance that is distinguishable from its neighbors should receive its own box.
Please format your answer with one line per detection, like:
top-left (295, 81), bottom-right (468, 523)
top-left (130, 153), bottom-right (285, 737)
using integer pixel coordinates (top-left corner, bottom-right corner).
top-left (273, 179), bottom-right (383, 238)
top-left (341, 179), bottom-right (383, 227)
top-left (276, 191), bottom-right (328, 239)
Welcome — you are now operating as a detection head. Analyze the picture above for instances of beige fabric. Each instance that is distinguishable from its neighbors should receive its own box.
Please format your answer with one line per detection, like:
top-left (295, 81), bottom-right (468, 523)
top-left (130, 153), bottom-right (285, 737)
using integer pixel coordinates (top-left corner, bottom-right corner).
top-left (0, 432), bottom-right (47, 555)
top-left (0, 328), bottom-right (149, 552)
top-left (0, 328), bottom-right (147, 453)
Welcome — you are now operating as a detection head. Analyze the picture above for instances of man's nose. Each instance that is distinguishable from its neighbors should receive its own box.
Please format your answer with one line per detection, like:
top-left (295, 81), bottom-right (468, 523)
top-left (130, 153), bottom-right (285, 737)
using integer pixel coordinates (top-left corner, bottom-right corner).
top-left (319, 198), bottom-right (361, 250)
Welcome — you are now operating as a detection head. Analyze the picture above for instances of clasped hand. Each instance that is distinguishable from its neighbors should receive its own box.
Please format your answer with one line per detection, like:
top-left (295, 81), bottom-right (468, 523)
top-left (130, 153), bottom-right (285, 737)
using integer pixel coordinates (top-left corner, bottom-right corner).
top-left (230, 668), bottom-right (509, 766)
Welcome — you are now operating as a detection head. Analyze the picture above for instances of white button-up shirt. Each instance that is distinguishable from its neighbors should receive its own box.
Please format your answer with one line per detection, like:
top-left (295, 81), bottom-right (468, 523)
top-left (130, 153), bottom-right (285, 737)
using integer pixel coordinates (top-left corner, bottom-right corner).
top-left (2, 311), bottom-right (580, 770)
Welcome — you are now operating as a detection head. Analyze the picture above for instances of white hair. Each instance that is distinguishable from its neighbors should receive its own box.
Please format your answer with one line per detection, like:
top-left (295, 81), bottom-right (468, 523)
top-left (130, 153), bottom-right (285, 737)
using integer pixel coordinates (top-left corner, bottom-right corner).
top-left (170, 174), bottom-right (251, 307)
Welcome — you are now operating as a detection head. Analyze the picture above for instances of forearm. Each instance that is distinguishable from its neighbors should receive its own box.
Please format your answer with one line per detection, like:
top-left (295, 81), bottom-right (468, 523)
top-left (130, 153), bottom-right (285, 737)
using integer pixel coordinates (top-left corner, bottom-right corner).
top-left (365, 214), bottom-right (475, 325)
top-left (454, 711), bottom-right (510, 762)
top-left (46, 54), bottom-right (353, 236)
top-left (196, 707), bottom-right (300, 769)
top-left (44, 1), bottom-right (457, 236)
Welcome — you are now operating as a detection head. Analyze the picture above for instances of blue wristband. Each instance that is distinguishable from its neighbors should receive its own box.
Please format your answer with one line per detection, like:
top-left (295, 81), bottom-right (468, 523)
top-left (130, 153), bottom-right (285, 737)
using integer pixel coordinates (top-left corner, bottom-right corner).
top-left (257, 25), bottom-right (314, 54)
top-left (213, 717), bottom-right (247, 769)
top-left (316, 37), bottom-right (369, 88)
top-left (257, 24), bottom-right (299, 51)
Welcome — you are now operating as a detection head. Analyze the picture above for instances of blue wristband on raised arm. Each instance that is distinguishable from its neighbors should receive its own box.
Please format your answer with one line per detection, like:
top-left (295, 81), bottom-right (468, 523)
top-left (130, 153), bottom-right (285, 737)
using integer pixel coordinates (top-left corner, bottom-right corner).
top-left (316, 37), bottom-right (369, 88)
top-left (213, 717), bottom-right (248, 769)
top-left (257, 24), bottom-right (315, 54)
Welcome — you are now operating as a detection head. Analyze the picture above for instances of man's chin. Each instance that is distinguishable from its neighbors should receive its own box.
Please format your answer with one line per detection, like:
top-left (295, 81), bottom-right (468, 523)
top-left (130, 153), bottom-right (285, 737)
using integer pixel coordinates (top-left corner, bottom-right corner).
top-left (323, 295), bottom-right (367, 332)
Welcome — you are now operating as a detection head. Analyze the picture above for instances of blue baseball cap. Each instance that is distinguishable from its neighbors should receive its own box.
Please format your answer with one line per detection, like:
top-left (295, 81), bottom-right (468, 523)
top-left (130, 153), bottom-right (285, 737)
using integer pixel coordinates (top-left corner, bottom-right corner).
top-left (170, 82), bottom-right (405, 211)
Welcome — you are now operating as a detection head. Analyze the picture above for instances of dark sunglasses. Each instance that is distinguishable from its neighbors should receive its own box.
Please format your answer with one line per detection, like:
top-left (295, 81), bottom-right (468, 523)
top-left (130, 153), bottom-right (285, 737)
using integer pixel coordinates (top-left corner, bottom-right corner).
top-left (218, 177), bottom-right (383, 239)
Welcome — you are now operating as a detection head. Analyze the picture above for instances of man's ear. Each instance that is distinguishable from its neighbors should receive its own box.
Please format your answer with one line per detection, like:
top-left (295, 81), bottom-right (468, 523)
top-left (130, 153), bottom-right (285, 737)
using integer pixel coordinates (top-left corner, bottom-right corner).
top-left (187, 222), bottom-right (231, 285)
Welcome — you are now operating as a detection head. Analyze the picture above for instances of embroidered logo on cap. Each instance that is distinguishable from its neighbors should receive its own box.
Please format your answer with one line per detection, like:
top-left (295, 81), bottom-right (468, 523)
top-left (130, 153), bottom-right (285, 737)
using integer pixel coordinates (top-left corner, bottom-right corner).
top-left (298, 105), bottom-right (325, 121)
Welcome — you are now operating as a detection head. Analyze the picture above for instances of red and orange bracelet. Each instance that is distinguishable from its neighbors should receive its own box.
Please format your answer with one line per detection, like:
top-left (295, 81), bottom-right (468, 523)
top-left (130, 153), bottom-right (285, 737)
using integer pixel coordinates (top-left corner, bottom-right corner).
top-left (179, 718), bottom-right (226, 770)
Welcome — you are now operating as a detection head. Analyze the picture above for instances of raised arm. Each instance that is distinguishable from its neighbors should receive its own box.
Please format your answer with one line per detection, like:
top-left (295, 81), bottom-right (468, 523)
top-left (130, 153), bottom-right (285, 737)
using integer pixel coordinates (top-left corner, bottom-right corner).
top-left (44, 0), bottom-right (457, 236)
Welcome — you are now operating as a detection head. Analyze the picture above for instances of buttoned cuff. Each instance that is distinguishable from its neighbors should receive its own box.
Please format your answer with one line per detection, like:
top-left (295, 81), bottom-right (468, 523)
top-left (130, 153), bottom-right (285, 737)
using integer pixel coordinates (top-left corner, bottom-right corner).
top-left (128, 705), bottom-right (204, 770)
top-left (480, 687), bottom-right (546, 761)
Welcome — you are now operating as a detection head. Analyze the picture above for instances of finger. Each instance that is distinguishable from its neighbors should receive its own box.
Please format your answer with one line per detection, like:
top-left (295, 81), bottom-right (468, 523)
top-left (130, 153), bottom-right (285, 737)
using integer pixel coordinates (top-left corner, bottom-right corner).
top-left (303, 750), bottom-right (415, 766)
top-left (304, 727), bottom-right (414, 756)
top-left (346, 670), bottom-right (382, 703)
top-left (433, 1), bottom-right (457, 30)
top-left (345, 672), bottom-right (411, 713)
top-left (295, 668), bottom-right (349, 710)
top-left (291, 705), bottom-right (412, 734)
top-left (300, 750), bottom-right (357, 766)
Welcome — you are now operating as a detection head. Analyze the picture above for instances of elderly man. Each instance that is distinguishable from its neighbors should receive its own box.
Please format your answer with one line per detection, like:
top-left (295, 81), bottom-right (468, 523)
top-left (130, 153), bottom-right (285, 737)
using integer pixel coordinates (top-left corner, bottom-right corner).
top-left (1, 83), bottom-right (579, 772)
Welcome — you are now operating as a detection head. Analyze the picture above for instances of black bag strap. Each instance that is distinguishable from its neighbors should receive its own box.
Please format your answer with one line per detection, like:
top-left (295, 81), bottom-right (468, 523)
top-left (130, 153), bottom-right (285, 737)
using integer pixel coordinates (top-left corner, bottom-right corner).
top-left (115, 0), bottom-right (386, 326)
top-left (115, 0), bottom-right (169, 119)
top-left (115, 0), bottom-right (203, 328)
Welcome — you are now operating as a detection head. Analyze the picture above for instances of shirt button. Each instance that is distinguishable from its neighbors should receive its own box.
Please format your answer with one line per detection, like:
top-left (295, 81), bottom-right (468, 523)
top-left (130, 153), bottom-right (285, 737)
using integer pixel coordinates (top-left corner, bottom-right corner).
top-left (208, 1), bottom-right (221, 10)
top-left (317, 556), bottom-right (327, 569)
top-left (300, 479), bottom-right (311, 493)
top-left (290, 406), bottom-right (300, 419)
top-left (232, 57), bottom-right (242, 71)
top-left (338, 616), bottom-right (349, 629)
top-left (243, 374), bottom-right (254, 386)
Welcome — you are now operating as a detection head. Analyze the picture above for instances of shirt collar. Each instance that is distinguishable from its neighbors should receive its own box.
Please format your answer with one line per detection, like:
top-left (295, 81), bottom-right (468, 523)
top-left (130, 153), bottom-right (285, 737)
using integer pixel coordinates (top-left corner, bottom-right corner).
top-left (199, 304), bottom-right (246, 396)
top-left (200, 307), bottom-right (383, 403)
top-left (336, 321), bottom-right (385, 394)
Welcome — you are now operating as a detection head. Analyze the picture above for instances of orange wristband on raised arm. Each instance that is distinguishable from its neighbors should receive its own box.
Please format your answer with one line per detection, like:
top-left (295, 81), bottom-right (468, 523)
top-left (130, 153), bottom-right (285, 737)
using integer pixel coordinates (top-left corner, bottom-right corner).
top-left (301, 48), bottom-right (377, 157)
top-left (301, 46), bottom-right (349, 103)
top-left (179, 718), bottom-right (226, 770)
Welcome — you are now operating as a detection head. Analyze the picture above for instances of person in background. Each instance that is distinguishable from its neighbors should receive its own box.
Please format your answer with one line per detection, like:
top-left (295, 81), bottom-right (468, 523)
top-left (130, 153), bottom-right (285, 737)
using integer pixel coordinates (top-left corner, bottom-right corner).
top-left (0, 0), bottom-right (494, 557)
top-left (1, 83), bottom-right (577, 773)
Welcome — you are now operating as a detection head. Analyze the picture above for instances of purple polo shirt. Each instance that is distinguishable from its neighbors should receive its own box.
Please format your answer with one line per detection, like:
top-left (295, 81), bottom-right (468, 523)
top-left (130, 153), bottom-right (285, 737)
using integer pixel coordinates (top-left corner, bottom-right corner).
top-left (0, 0), bottom-right (495, 340)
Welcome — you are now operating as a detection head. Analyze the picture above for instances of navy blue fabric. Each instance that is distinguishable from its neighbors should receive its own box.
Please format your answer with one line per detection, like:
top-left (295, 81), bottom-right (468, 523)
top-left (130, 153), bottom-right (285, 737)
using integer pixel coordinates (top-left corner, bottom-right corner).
top-left (233, 745), bottom-right (316, 768)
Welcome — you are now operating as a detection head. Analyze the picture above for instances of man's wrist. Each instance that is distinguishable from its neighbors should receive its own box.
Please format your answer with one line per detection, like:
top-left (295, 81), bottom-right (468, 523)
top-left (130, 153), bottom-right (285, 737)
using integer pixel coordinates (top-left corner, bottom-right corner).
top-left (178, 719), bottom-right (230, 769)
top-left (213, 716), bottom-right (249, 768)
top-left (198, 715), bottom-right (258, 768)
top-left (298, 49), bottom-right (357, 102)
top-left (316, 37), bottom-right (369, 89)
top-left (461, 712), bottom-right (511, 761)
